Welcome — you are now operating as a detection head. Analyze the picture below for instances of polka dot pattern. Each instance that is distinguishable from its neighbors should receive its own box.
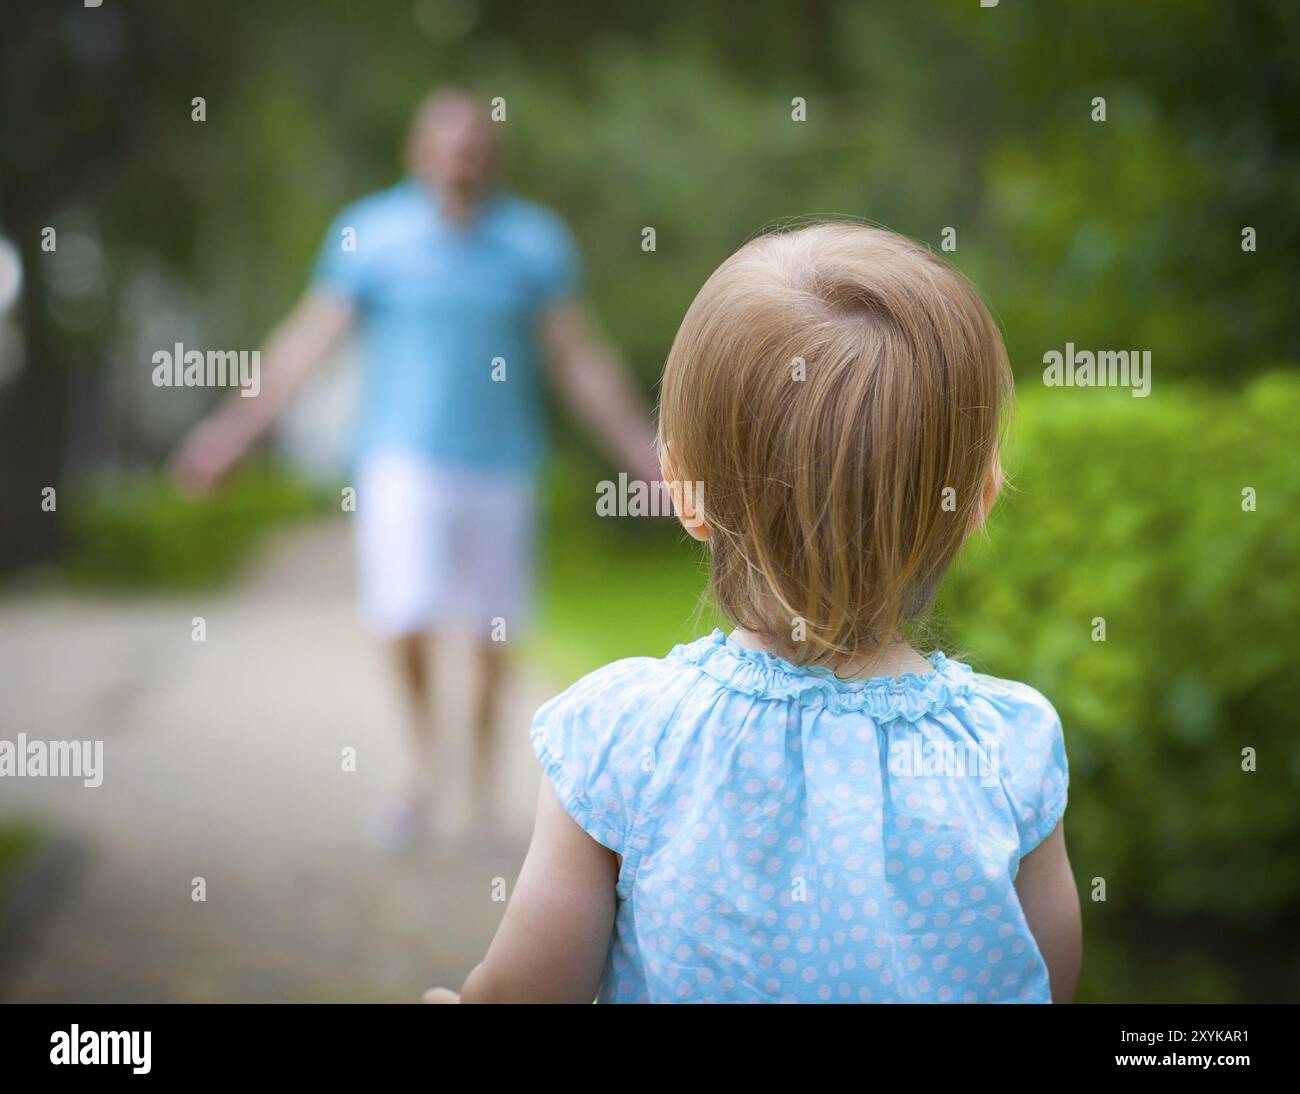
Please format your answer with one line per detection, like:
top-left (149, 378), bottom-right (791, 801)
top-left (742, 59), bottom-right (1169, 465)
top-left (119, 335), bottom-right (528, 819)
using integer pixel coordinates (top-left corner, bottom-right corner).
top-left (531, 630), bottom-right (1068, 1003)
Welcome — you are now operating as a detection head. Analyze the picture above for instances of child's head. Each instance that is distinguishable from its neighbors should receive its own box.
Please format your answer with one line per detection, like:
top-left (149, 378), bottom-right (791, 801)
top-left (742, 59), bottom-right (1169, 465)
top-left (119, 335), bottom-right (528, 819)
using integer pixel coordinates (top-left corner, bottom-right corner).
top-left (658, 222), bottom-right (1011, 663)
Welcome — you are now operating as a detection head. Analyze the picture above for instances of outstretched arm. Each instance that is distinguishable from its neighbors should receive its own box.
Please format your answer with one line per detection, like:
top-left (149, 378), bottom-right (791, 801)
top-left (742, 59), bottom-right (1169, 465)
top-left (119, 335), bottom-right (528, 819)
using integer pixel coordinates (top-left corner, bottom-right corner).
top-left (426, 776), bottom-right (619, 1004)
top-left (539, 300), bottom-right (661, 485)
top-left (1014, 820), bottom-right (1082, 1002)
top-left (170, 289), bottom-right (354, 493)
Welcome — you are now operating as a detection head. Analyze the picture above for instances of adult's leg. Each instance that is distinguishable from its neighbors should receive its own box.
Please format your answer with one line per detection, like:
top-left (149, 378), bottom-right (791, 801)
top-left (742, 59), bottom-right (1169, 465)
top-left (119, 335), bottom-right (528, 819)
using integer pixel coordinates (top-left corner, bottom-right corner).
top-left (467, 636), bottom-right (507, 827)
top-left (393, 629), bottom-right (437, 804)
top-left (459, 468), bottom-right (535, 837)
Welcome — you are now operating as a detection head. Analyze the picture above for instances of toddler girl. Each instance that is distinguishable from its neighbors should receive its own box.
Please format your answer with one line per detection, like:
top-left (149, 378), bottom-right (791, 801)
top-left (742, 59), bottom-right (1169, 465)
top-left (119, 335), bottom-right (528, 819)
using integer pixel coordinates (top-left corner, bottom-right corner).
top-left (428, 222), bottom-right (1081, 1004)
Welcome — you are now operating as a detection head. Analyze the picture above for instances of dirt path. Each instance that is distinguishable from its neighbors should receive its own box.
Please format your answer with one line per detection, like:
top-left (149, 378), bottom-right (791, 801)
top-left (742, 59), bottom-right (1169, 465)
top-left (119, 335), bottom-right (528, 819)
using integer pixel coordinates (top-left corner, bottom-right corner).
top-left (0, 519), bottom-right (548, 1002)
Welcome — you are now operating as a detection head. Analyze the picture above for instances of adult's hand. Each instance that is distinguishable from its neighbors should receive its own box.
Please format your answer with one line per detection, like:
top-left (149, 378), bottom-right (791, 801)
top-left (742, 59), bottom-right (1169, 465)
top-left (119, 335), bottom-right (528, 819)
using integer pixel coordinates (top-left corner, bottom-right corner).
top-left (170, 410), bottom-right (258, 495)
top-left (168, 289), bottom-right (354, 495)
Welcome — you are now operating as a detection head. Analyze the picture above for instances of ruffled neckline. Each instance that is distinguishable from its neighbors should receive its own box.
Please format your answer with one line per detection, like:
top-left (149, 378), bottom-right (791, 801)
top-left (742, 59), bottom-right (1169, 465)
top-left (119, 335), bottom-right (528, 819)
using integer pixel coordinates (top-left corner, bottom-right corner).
top-left (669, 629), bottom-right (975, 721)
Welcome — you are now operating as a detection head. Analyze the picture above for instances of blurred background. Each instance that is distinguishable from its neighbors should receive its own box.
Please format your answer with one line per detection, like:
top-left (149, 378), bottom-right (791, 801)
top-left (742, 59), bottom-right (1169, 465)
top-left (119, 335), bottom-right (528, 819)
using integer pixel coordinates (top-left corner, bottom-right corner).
top-left (1, 0), bottom-right (1298, 1003)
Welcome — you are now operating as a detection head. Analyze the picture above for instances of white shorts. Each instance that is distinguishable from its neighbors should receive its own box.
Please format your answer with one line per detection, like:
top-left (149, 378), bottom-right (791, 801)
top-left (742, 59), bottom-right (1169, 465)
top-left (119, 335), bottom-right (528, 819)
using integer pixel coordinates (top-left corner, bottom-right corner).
top-left (354, 452), bottom-right (536, 639)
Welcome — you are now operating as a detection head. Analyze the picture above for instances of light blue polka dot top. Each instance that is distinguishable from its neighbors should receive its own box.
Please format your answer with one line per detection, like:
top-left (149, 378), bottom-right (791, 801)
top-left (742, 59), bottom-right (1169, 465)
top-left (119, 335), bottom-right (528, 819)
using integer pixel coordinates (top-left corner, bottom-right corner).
top-left (531, 629), bottom-right (1069, 1004)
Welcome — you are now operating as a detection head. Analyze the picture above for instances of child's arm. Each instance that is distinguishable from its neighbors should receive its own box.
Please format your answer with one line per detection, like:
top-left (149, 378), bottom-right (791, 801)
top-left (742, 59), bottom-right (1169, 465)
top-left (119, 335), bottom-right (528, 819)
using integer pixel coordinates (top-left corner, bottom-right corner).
top-left (427, 776), bottom-right (619, 1003)
top-left (1013, 820), bottom-right (1082, 1003)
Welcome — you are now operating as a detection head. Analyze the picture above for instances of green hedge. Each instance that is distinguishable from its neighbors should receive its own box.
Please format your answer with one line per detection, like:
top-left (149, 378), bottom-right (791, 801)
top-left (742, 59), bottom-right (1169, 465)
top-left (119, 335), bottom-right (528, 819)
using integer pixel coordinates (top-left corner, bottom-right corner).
top-left (938, 373), bottom-right (1300, 960)
top-left (64, 464), bottom-right (326, 588)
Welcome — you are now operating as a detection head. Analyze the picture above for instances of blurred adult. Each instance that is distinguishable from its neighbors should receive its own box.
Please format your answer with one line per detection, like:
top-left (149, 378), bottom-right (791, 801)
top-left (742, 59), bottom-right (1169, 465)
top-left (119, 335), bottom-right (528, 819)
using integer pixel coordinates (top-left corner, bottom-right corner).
top-left (173, 88), bottom-right (658, 847)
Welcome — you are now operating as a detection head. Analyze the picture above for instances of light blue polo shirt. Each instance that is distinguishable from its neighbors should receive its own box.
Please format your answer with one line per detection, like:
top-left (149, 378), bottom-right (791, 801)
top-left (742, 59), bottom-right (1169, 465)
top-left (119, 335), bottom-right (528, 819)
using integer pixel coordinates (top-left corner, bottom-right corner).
top-left (312, 180), bottom-right (581, 470)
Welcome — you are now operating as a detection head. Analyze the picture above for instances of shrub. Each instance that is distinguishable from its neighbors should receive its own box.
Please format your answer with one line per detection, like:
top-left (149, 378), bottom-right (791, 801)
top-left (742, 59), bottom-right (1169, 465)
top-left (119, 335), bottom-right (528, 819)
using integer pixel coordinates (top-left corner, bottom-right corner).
top-left (938, 373), bottom-right (1300, 934)
top-left (63, 464), bottom-right (325, 588)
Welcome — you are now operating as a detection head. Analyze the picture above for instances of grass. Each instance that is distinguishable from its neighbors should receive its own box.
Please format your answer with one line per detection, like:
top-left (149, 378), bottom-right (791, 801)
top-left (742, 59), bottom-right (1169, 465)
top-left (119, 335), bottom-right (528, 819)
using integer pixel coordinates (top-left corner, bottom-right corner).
top-left (524, 448), bottom-right (724, 685)
top-left (529, 517), bottom-right (723, 684)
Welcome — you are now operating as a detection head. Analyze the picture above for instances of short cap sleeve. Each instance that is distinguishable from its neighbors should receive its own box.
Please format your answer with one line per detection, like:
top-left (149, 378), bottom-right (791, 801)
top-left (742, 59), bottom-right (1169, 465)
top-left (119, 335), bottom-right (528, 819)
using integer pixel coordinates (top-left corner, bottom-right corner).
top-left (984, 682), bottom-right (1069, 857)
top-left (310, 206), bottom-right (371, 303)
top-left (527, 212), bottom-right (582, 309)
top-left (530, 658), bottom-right (663, 861)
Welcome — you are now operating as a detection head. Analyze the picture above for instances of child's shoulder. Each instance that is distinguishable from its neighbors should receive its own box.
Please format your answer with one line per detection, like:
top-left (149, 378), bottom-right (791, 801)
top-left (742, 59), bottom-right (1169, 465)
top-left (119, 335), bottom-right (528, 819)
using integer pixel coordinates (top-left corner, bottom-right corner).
top-left (534, 652), bottom-right (683, 726)
top-left (532, 630), bottom-right (754, 741)
top-left (531, 650), bottom-right (699, 774)
top-left (964, 669), bottom-right (1066, 770)
top-left (967, 670), bottom-right (1061, 723)
top-left (964, 670), bottom-right (1064, 754)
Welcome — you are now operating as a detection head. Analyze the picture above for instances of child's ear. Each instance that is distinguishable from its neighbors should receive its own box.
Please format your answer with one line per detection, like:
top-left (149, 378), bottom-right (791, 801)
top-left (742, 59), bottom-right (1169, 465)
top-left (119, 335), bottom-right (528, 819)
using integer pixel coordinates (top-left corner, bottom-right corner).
top-left (661, 442), bottom-right (711, 541)
top-left (967, 454), bottom-right (1004, 536)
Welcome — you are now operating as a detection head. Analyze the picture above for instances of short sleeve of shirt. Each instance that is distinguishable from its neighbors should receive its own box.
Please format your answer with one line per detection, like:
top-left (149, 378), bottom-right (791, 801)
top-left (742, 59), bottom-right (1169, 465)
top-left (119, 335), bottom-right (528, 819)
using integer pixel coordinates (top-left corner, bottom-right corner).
top-left (526, 211), bottom-right (582, 308)
top-left (310, 206), bottom-right (371, 304)
top-left (983, 681), bottom-right (1069, 857)
top-left (530, 658), bottom-right (664, 867)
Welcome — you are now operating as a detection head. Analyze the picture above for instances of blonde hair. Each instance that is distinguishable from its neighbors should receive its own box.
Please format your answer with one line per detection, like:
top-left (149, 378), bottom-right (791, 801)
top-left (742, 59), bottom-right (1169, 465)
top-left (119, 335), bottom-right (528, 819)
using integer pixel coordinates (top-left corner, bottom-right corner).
top-left (658, 222), bottom-right (1011, 664)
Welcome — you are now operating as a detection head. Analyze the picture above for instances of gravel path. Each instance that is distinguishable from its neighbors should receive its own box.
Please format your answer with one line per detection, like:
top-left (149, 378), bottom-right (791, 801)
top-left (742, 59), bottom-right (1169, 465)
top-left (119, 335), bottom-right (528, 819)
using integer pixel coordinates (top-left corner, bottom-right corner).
top-left (0, 519), bottom-right (548, 1002)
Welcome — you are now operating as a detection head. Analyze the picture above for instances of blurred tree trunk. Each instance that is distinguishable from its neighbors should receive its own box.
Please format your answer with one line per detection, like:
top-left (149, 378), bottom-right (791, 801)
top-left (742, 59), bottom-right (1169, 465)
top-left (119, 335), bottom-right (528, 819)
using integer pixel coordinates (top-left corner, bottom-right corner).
top-left (0, 201), bottom-right (69, 571)
top-left (0, 5), bottom-right (69, 571)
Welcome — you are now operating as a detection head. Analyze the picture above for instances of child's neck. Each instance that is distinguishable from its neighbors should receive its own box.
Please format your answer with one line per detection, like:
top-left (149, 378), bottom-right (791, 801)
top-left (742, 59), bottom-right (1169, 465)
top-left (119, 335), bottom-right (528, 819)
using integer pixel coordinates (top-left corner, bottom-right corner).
top-left (730, 628), bottom-right (935, 683)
